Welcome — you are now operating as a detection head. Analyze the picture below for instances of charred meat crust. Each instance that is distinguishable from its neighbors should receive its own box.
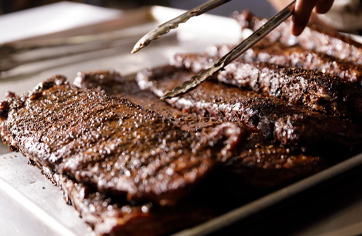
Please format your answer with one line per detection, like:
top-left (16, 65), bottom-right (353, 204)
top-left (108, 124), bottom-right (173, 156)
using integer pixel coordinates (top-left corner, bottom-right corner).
top-left (0, 72), bottom-right (331, 236)
top-left (79, 70), bottom-right (328, 186)
top-left (228, 146), bottom-right (325, 187)
top-left (74, 70), bottom-right (221, 132)
top-left (209, 43), bottom-right (362, 85)
top-left (54, 174), bottom-right (214, 236)
top-left (1, 76), bottom-right (242, 206)
top-left (172, 53), bottom-right (362, 120)
top-left (76, 70), bottom-right (328, 189)
top-left (234, 11), bottom-right (362, 66)
top-left (136, 65), bottom-right (362, 153)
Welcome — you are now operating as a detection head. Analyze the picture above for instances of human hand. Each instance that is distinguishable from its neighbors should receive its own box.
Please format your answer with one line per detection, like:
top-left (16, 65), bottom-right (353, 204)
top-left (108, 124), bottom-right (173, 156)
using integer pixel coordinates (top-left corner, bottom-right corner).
top-left (268, 0), bottom-right (334, 35)
top-left (292, 0), bottom-right (334, 35)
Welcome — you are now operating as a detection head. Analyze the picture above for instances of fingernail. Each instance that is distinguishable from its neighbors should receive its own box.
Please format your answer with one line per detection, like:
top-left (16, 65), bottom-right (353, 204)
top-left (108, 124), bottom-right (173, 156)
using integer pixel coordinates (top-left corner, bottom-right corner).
top-left (293, 25), bottom-right (304, 36)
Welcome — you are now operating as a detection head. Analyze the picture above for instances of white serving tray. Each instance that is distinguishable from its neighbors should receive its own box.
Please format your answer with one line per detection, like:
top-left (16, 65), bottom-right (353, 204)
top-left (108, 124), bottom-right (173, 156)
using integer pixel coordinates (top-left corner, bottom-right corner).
top-left (1, 3), bottom-right (362, 236)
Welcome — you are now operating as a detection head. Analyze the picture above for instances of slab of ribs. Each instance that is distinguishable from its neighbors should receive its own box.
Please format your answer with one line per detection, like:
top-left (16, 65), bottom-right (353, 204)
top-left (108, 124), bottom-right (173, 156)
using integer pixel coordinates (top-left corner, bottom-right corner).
top-left (1, 11), bottom-right (362, 236)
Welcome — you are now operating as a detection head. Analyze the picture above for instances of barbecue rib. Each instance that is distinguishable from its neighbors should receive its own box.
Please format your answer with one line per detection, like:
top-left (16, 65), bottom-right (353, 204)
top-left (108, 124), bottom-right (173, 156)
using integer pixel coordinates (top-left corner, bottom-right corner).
top-left (76, 70), bottom-right (327, 186)
top-left (207, 43), bottom-right (362, 85)
top-left (51, 173), bottom-right (214, 236)
top-left (74, 70), bottom-right (220, 132)
top-left (234, 11), bottom-right (362, 66)
top-left (136, 65), bottom-right (362, 153)
top-left (172, 53), bottom-right (362, 119)
top-left (2, 9), bottom-right (362, 235)
top-left (0, 73), bottom-right (328, 236)
top-left (0, 75), bottom-right (242, 206)
top-left (228, 146), bottom-right (324, 187)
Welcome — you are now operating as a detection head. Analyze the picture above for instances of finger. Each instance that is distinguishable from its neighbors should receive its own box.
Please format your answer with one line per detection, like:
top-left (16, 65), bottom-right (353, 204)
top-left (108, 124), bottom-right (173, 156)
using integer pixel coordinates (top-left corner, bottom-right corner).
top-left (315, 0), bottom-right (334, 14)
top-left (292, 0), bottom-right (319, 35)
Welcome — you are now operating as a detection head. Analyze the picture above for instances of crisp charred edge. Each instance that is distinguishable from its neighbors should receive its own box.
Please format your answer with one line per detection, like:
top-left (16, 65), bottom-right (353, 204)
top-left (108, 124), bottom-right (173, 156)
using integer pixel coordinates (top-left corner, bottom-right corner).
top-left (234, 10), bottom-right (362, 50)
top-left (0, 101), bottom-right (10, 121)
top-left (74, 70), bottom-right (124, 89)
top-left (34, 75), bottom-right (68, 92)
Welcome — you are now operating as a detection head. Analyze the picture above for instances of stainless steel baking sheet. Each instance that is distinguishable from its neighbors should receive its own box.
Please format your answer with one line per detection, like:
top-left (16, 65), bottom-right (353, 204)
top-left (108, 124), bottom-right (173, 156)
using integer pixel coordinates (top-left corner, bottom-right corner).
top-left (1, 5), bottom-right (362, 236)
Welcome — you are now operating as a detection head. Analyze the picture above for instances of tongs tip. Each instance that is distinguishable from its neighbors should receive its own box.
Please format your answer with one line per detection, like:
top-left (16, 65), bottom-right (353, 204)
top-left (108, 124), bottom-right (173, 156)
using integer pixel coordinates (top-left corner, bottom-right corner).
top-left (160, 79), bottom-right (194, 100)
top-left (131, 0), bottom-right (232, 54)
top-left (131, 39), bottom-right (147, 54)
top-left (160, 68), bottom-right (215, 100)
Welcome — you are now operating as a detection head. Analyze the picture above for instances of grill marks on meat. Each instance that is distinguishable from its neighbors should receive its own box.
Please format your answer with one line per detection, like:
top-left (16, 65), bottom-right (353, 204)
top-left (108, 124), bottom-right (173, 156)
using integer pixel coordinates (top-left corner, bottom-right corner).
top-left (234, 11), bottom-right (362, 66)
top-left (172, 53), bottom-right (362, 119)
top-left (74, 70), bottom-right (220, 132)
top-left (136, 65), bottom-right (362, 153)
top-left (0, 76), bottom-right (242, 206)
top-left (210, 43), bottom-right (362, 84)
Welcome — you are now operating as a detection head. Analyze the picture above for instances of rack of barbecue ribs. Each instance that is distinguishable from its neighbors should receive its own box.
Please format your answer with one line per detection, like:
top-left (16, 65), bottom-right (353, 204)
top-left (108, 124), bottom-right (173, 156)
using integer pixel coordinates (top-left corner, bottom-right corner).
top-left (1, 12), bottom-right (362, 236)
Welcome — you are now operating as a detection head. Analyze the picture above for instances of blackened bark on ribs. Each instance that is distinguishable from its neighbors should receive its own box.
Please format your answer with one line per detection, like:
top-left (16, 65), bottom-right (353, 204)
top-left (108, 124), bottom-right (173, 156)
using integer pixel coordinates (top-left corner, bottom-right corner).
top-left (74, 70), bottom-right (221, 132)
top-left (209, 43), bottom-right (362, 84)
top-left (0, 76), bottom-right (242, 206)
top-left (55, 174), bottom-right (213, 236)
top-left (77, 70), bottom-right (328, 189)
top-left (233, 11), bottom-right (362, 66)
top-left (227, 146), bottom-right (324, 187)
top-left (136, 65), bottom-right (362, 153)
top-left (172, 53), bottom-right (362, 120)
top-left (0, 72), bottom-right (330, 236)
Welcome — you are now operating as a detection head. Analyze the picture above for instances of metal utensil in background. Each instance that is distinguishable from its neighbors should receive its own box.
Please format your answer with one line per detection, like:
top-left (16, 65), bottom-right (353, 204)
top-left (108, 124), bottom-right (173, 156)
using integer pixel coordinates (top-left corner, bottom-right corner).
top-left (131, 0), bottom-right (231, 53)
top-left (0, 8), bottom-right (175, 80)
top-left (161, 0), bottom-right (296, 99)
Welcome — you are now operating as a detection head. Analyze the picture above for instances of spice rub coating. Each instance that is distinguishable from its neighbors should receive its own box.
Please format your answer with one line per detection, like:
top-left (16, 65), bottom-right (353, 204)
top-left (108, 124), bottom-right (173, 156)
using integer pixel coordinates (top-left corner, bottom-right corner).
top-left (55, 174), bottom-right (213, 236)
top-left (78, 70), bottom-right (328, 189)
top-left (0, 75), bottom-right (242, 206)
top-left (228, 145), bottom-right (324, 187)
top-left (74, 70), bottom-right (220, 132)
top-left (210, 43), bottom-right (362, 84)
top-left (234, 11), bottom-right (362, 66)
top-left (136, 65), bottom-right (362, 153)
top-left (172, 53), bottom-right (362, 119)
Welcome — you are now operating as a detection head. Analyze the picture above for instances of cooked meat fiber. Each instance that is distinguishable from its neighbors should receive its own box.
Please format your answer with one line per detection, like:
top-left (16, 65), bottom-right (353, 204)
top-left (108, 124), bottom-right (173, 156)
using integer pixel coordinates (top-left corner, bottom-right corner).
top-left (0, 76), bottom-right (242, 206)
top-left (136, 65), bottom-right (362, 153)
top-left (234, 11), bottom-right (362, 66)
top-left (172, 53), bottom-right (362, 119)
top-left (209, 43), bottom-right (362, 84)
top-left (77, 70), bottom-right (327, 188)
top-left (74, 70), bottom-right (220, 132)
top-left (228, 146), bottom-right (324, 187)
top-left (53, 173), bottom-right (213, 236)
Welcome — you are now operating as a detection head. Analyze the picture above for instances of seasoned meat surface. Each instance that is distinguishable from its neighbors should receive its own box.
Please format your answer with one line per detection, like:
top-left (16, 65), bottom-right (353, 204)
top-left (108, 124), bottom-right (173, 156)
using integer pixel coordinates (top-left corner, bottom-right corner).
top-left (228, 146), bottom-right (324, 187)
top-left (74, 71), bottom-right (220, 132)
top-left (136, 65), bottom-right (362, 153)
top-left (55, 174), bottom-right (213, 236)
top-left (76, 70), bottom-right (328, 188)
top-left (172, 53), bottom-right (362, 119)
top-left (0, 76), bottom-right (242, 206)
top-left (208, 43), bottom-right (362, 84)
top-left (2, 10), bottom-right (362, 236)
top-left (234, 11), bottom-right (362, 66)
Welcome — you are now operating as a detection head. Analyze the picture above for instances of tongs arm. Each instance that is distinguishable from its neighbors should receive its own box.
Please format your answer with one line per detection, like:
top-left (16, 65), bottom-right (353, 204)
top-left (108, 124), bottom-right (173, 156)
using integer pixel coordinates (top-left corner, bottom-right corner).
top-left (131, 0), bottom-right (231, 53)
top-left (161, 0), bottom-right (296, 99)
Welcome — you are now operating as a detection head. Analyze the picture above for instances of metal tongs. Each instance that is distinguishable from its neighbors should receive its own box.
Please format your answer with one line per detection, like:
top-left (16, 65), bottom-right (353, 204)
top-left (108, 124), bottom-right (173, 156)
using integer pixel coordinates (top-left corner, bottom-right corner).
top-left (132, 0), bottom-right (296, 99)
